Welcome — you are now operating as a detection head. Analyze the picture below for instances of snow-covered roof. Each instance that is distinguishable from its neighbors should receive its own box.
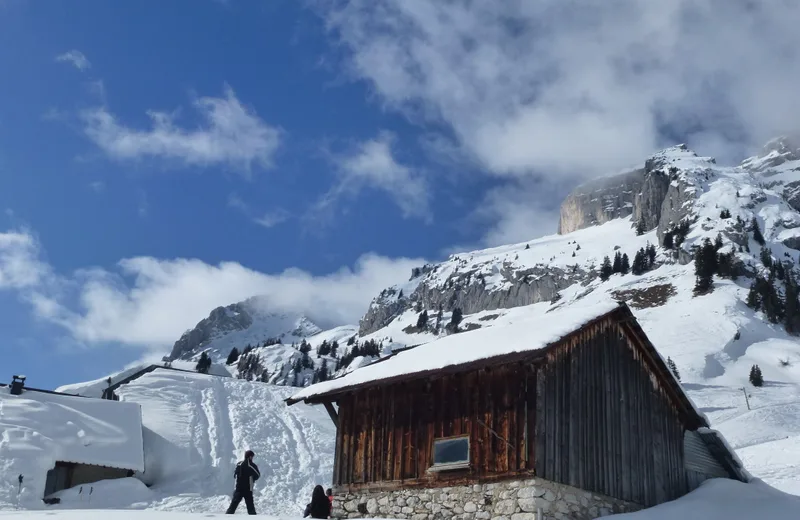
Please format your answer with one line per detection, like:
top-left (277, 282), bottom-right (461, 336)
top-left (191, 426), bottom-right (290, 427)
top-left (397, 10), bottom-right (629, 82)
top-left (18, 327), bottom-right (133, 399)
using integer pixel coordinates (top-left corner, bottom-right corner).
top-left (0, 387), bottom-right (145, 472)
top-left (289, 300), bottom-right (621, 404)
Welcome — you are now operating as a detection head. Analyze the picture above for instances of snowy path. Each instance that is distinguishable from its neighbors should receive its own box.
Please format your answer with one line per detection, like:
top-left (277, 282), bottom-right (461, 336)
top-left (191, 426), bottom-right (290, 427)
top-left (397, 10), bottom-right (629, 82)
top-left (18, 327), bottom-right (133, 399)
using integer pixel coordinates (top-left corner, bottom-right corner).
top-left (113, 370), bottom-right (335, 516)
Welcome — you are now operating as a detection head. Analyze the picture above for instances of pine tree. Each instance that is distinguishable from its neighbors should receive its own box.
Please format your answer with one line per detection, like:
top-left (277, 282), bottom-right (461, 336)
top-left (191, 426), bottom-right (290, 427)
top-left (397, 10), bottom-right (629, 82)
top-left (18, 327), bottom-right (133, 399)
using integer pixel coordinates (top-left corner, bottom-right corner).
top-left (330, 340), bottom-right (339, 357)
top-left (717, 252), bottom-right (736, 279)
top-left (318, 340), bottom-right (331, 357)
top-left (663, 231), bottom-right (674, 250)
top-left (749, 364), bottom-right (764, 387)
top-left (600, 256), bottom-right (613, 281)
top-left (751, 217), bottom-right (765, 246)
top-left (416, 310), bottom-right (429, 330)
top-left (636, 219), bottom-right (646, 236)
top-left (226, 347), bottom-right (240, 365)
top-left (693, 238), bottom-right (716, 295)
top-left (667, 357), bottom-right (681, 382)
top-left (612, 252), bottom-right (622, 274)
top-left (317, 360), bottom-right (329, 383)
top-left (646, 243), bottom-right (657, 267)
top-left (746, 278), bottom-right (761, 309)
top-left (631, 249), bottom-right (648, 275)
top-left (784, 271), bottom-right (800, 335)
top-left (720, 209), bottom-right (731, 219)
top-left (760, 247), bottom-right (774, 269)
top-left (762, 275), bottom-right (784, 324)
top-left (620, 253), bottom-right (630, 275)
top-left (525, 244), bottom-right (530, 250)
top-left (347, 335), bottom-right (356, 346)
top-left (714, 233), bottom-right (724, 251)
top-left (447, 308), bottom-right (463, 333)
top-left (195, 352), bottom-right (212, 374)
top-left (299, 339), bottom-right (311, 354)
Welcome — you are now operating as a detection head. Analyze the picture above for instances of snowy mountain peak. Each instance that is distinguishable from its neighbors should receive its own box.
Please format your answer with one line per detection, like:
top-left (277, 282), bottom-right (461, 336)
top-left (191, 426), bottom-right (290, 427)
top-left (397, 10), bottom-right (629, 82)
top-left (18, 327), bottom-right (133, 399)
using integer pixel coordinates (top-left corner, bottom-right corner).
top-left (167, 297), bottom-right (322, 362)
top-left (741, 136), bottom-right (800, 175)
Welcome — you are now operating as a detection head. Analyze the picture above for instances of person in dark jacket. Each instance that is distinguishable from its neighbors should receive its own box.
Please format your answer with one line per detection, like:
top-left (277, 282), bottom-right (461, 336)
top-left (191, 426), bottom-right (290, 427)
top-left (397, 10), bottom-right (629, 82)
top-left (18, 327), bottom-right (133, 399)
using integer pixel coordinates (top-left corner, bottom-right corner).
top-left (303, 485), bottom-right (331, 519)
top-left (326, 488), bottom-right (334, 508)
top-left (226, 450), bottom-right (260, 515)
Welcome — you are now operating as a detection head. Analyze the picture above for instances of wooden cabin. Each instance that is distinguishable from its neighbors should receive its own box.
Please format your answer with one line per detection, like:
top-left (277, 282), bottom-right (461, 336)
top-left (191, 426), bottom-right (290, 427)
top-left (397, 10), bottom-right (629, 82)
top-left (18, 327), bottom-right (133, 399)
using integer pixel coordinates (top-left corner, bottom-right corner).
top-left (287, 301), bottom-right (747, 518)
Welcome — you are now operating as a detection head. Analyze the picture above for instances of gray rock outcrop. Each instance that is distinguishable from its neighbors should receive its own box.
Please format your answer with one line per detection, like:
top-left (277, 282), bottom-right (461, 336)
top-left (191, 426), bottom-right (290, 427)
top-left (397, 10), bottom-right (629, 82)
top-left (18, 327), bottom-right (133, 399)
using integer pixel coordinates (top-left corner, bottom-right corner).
top-left (359, 264), bottom-right (592, 336)
top-left (169, 303), bottom-right (254, 360)
top-left (557, 169), bottom-right (644, 235)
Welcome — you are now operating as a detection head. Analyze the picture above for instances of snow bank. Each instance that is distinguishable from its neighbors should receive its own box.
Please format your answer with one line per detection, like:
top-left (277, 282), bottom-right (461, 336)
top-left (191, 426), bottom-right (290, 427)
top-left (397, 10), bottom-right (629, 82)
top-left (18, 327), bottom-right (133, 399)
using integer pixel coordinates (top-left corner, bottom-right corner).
top-left (290, 300), bottom-right (619, 402)
top-left (0, 389), bottom-right (144, 509)
top-left (47, 478), bottom-right (152, 510)
top-left (56, 362), bottom-right (230, 398)
top-left (608, 479), bottom-right (800, 520)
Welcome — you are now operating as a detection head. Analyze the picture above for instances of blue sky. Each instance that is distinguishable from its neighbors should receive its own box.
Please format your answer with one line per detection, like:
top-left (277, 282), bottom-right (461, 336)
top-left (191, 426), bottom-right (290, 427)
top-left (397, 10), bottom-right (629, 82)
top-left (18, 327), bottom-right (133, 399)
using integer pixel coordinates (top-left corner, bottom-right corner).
top-left (0, 0), bottom-right (798, 388)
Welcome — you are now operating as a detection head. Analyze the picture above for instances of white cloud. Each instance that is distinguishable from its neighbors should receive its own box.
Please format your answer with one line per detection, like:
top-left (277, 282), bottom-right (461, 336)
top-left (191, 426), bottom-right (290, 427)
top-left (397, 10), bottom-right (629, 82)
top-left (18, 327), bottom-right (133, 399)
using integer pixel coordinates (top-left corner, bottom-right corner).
top-left (318, 131), bottom-right (431, 221)
top-left (474, 180), bottom-right (565, 247)
top-left (88, 181), bottom-right (105, 193)
top-left (0, 227), bottom-right (423, 350)
top-left (81, 85), bottom-right (282, 175)
top-left (0, 231), bottom-right (50, 289)
top-left (253, 209), bottom-right (290, 228)
top-left (228, 193), bottom-right (291, 229)
top-left (55, 50), bottom-right (91, 71)
top-left (317, 0), bottom-right (800, 176)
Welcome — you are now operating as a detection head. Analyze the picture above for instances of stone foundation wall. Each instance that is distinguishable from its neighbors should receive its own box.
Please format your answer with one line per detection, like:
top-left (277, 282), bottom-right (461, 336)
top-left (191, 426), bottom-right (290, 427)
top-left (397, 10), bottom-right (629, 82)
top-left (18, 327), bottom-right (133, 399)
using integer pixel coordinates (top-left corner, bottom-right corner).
top-left (334, 478), bottom-right (639, 520)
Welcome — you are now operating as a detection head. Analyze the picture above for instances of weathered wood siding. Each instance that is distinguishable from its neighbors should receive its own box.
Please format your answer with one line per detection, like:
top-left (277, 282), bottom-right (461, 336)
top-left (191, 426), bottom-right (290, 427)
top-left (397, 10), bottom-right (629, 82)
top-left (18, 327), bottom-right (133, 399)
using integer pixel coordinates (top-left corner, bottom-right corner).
top-left (333, 363), bottom-right (537, 490)
top-left (534, 319), bottom-right (687, 507)
top-left (333, 316), bottom-right (688, 507)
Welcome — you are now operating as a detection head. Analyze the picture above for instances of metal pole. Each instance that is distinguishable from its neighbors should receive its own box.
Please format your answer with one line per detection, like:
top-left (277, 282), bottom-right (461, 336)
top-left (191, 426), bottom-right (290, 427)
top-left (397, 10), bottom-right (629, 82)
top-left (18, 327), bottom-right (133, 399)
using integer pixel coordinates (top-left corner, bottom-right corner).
top-left (742, 387), bottom-right (751, 410)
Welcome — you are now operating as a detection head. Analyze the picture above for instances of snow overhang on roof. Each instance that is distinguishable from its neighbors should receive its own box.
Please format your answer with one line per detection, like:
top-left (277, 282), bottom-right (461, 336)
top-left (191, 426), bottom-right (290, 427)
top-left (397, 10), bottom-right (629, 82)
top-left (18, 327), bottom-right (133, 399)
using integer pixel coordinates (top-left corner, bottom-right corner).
top-left (288, 300), bottom-right (623, 405)
top-left (0, 389), bottom-right (145, 472)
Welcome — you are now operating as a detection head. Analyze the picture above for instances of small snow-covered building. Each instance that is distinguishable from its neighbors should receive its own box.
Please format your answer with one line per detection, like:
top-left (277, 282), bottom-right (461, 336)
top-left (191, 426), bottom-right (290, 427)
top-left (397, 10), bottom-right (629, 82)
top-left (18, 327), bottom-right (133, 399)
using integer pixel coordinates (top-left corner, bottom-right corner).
top-left (0, 376), bottom-right (145, 503)
top-left (287, 301), bottom-right (748, 520)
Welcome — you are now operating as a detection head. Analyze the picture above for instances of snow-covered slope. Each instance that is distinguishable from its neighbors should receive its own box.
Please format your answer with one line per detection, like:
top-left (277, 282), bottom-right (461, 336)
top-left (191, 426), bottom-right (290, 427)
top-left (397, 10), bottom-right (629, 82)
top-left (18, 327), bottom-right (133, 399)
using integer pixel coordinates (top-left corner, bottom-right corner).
top-left (116, 370), bottom-right (334, 515)
top-left (4, 370), bottom-right (335, 516)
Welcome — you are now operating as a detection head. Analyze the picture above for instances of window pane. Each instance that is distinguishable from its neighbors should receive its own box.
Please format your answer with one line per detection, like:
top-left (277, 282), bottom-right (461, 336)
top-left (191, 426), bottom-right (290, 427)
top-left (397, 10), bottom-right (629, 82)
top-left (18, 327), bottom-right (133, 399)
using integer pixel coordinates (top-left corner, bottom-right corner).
top-left (433, 437), bottom-right (469, 465)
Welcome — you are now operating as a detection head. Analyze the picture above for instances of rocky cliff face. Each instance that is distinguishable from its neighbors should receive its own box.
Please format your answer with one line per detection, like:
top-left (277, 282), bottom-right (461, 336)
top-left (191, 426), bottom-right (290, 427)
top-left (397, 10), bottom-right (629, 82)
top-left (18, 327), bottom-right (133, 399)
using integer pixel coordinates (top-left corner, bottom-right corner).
top-left (359, 263), bottom-right (591, 335)
top-left (168, 296), bottom-right (322, 361)
top-left (558, 169), bottom-right (644, 234)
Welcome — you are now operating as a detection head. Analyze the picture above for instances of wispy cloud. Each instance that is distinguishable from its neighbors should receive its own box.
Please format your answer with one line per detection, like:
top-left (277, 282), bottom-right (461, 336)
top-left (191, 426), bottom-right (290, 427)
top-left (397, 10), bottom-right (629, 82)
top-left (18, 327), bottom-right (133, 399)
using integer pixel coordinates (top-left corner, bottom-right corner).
top-left (254, 209), bottom-right (291, 228)
top-left (315, 131), bottom-right (431, 222)
top-left (81, 85), bottom-right (282, 175)
top-left (137, 191), bottom-right (148, 217)
top-left (55, 50), bottom-right (91, 71)
top-left (88, 181), bottom-right (105, 193)
top-left (0, 227), bottom-right (424, 349)
top-left (228, 193), bottom-right (291, 229)
top-left (317, 0), bottom-right (800, 176)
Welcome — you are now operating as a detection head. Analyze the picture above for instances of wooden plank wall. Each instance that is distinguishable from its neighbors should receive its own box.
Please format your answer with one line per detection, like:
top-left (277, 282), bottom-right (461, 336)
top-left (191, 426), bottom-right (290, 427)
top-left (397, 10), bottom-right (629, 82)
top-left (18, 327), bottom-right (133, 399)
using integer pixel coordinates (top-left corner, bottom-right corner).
top-left (333, 363), bottom-right (537, 488)
top-left (534, 320), bottom-right (687, 507)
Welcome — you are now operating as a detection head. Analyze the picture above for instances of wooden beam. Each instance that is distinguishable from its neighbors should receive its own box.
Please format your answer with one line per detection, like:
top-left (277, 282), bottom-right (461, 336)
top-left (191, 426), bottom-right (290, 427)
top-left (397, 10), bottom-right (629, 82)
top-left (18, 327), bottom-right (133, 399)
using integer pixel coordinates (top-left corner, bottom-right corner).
top-left (324, 401), bottom-right (339, 428)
